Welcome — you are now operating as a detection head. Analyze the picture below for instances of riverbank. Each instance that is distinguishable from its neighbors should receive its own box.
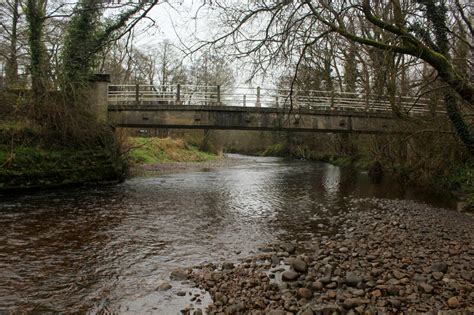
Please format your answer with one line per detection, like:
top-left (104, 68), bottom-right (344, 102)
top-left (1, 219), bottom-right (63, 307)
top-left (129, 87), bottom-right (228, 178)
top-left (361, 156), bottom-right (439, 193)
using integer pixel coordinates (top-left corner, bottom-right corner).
top-left (0, 121), bottom-right (126, 193)
top-left (127, 137), bottom-right (223, 176)
top-left (181, 198), bottom-right (473, 314)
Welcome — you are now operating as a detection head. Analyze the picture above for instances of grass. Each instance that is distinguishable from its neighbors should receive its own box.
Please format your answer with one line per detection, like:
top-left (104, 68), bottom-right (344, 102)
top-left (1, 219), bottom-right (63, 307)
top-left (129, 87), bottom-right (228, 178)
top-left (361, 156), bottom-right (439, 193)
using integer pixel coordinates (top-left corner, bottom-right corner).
top-left (127, 137), bottom-right (218, 164)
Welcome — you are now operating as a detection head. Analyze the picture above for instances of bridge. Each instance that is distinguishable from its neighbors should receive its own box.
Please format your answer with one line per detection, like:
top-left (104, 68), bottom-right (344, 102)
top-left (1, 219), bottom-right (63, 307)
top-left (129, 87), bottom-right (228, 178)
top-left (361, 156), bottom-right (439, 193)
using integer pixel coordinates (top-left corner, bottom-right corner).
top-left (101, 83), bottom-right (443, 133)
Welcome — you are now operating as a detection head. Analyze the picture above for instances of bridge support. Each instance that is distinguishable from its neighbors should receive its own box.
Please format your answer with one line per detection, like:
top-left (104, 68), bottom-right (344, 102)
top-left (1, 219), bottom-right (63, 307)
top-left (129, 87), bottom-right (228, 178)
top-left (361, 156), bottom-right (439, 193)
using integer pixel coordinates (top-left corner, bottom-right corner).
top-left (89, 74), bottom-right (110, 122)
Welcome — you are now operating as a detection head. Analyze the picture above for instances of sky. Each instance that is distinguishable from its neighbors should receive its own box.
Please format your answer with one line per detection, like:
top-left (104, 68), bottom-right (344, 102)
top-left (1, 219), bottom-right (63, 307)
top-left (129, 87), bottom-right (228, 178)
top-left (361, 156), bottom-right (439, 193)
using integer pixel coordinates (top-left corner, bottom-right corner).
top-left (132, 1), bottom-right (216, 54)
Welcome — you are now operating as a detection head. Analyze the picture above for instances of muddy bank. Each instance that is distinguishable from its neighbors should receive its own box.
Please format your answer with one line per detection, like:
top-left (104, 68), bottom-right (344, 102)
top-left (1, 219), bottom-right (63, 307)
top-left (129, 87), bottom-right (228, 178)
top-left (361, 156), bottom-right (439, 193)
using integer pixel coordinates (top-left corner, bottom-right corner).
top-left (179, 199), bottom-right (473, 314)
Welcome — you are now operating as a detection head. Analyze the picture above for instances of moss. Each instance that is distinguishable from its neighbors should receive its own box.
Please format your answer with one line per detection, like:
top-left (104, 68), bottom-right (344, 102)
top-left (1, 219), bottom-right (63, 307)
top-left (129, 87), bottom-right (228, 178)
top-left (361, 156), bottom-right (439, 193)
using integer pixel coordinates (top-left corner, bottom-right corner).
top-left (127, 137), bottom-right (218, 165)
top-left (0, 145), bottom-right (126, 192)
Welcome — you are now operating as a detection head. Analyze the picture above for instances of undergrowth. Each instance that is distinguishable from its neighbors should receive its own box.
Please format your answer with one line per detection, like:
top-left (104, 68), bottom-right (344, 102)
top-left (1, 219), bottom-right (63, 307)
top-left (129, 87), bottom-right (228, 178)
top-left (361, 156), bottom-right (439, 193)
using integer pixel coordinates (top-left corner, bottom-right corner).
top-left (127, 137), bottom-right (218, 164)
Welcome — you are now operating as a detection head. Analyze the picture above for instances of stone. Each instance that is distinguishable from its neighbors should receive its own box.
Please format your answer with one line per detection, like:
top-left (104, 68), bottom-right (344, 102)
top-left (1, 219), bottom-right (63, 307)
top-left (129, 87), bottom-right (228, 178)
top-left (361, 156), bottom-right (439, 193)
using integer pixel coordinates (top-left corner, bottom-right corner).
top-left (447, 297), bottom-right (460, 308)
top-left (460, 270), bottom-right (472, 281)
top-left (432, 272), bottom-right (444, 281)
top-left (267, 310), bottom-right (285, 315)
top-left (291, 258), bottom-right (308, 273)
top-left (301, 309), bottom-right (314, 315)
top-left (419, 283), bottom-right (434, 294)
top-left (430, 263), bottom-right (448, 274)
top-left (343, 298), bottom-right (368, 309)
top-left (393, 271), bottom-right (406, 279)
top-left (226, 302), bottom-right (246, 314)
top-left (171, 269), bottom-right (188, 281)
top-left (271, 255), bottom-right (280, 266)
top-left (413, 274), bottom-right (427, 282)
top-left (345, 272), bottom-right (362, 287)
top-left (352, 289), bottom-right (365, 297)
top-left (176, 291), bottom-right (186, 296)
top-left (222, 262), bottom-right (234, 270)
top-left (328, 291), bottom-right (337, 299)
top-left (157, 282), bottom-right (172, 291)
top-left (326, 282), bottom-right (337, 289)
top-left (312, 281), bottom-right (324, 290)
top-left (282, 270), bottom-right (299, 281)
top-left (371, 289), bottom-right (382, 297)
top-left (193, 309), bottom-right (203, 315)
top-left (280, 243), bottom-right (296, 254)
top-left (297, 287), bottom-right (313, 299)
top-left (388, 298), bottom-right (401, 309)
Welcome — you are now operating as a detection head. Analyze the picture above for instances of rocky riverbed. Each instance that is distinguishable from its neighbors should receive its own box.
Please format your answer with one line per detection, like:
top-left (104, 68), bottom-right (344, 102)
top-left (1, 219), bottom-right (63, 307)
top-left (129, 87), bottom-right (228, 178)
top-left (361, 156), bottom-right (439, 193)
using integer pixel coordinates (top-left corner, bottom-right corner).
top-left (170, 198), bottom-right (473, 314)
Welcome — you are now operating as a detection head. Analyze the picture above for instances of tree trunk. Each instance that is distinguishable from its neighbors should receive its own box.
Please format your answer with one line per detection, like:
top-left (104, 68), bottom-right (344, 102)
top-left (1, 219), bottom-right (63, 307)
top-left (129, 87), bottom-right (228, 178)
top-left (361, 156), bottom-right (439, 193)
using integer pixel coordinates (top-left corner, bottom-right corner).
top-left (5, 0), bottom-right (20, 86)
top-left (25, 0), bottom-right (49, 104)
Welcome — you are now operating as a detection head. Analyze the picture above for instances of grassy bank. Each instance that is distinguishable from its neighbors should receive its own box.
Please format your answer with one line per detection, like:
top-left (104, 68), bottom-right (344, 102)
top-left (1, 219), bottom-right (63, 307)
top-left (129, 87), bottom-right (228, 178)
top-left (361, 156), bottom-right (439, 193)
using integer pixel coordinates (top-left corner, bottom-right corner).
top-left (127, 137), bottom-right (219, 165)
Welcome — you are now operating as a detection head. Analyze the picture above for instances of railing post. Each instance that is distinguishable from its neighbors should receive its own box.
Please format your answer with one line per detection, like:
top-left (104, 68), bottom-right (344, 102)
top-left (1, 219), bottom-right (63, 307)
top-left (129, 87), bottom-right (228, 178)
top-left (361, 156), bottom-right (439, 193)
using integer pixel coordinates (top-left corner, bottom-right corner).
top-left (217, 85), bottom-right (221, 106)
top-left (275, 95), bottom-right (279, 108)
top-left (330, 90), bottom-right (335, 109)
top-left (135, 83), bottom-right (140, 105)
top-left (256, 86), bottom-right (261, 107)
top-left (176, 84), bottom-right (181, 105)
top-left (365, 91), bottom-right (370, 111)
top-left (243, 94), bottom-right (247, 107)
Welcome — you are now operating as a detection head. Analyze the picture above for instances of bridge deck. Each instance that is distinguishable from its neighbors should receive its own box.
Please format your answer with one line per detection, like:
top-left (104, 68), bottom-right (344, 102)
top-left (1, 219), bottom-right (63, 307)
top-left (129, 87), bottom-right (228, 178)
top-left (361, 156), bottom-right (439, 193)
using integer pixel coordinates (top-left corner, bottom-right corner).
top-left (108, 104), bottom-right (412, 134)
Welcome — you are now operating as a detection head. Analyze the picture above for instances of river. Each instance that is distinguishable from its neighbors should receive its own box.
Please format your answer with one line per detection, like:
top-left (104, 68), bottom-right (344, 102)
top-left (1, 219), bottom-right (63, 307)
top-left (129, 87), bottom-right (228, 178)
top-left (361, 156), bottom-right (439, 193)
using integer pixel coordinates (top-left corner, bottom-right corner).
top-left (0, 154), bottom-right (456, 314)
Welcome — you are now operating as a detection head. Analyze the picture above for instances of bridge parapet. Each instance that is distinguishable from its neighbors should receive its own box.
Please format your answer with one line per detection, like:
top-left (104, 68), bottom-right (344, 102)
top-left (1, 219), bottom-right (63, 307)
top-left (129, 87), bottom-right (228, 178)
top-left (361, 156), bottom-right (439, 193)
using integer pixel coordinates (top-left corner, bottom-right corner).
top-left (107, 84), bottom-right (444, 116)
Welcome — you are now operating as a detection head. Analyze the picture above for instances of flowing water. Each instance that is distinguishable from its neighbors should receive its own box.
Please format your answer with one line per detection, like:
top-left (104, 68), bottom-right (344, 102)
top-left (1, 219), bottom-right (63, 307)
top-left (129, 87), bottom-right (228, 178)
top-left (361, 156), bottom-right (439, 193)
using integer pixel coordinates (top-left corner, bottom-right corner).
top-left (0, 155), bottom-right (455, 314)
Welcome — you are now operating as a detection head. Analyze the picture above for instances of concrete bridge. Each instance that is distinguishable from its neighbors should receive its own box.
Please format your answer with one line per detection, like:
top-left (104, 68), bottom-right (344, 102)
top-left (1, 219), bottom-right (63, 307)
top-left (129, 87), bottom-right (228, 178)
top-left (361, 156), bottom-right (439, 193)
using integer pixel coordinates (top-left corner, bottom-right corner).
top-left (96, 81), bottom-right (443, 134)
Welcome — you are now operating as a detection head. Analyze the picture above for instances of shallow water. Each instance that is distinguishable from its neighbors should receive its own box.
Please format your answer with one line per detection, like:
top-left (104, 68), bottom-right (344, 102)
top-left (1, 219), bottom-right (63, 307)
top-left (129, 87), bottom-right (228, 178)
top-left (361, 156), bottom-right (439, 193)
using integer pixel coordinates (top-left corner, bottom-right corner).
top-left (0, 154), bottom-right (455, 314)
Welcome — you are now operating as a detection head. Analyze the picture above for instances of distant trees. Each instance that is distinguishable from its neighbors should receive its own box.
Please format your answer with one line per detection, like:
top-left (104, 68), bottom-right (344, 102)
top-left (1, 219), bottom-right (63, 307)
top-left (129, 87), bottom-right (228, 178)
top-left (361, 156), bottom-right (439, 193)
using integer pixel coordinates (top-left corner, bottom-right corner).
top-left (0, 0), bottom-right (160, 111)
top-left (0, 0), bottom-right (22, 87)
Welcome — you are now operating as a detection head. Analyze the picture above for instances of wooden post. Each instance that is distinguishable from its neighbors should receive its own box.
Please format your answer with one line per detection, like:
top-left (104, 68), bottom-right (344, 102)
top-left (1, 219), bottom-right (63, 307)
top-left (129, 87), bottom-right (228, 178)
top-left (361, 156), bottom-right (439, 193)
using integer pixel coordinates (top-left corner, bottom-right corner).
top-left (217, 85), bottom-right (221, 105)
top-left (176, 84), bottom-right (181, 105)
top-left (135, 83), bottom-right (140, 105)
top-left (275, 95), bottom-right (279, 108)
top-left (243, 94), bottom-right (247, 107)
top-left (256, 86), bottom-right (261, 107)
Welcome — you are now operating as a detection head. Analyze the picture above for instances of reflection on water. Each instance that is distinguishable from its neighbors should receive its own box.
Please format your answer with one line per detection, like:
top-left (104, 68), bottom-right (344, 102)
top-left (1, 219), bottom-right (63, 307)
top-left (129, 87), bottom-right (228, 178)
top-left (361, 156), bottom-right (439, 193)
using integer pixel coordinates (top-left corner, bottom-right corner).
top-left (0, 154), bottom-right (454, 313)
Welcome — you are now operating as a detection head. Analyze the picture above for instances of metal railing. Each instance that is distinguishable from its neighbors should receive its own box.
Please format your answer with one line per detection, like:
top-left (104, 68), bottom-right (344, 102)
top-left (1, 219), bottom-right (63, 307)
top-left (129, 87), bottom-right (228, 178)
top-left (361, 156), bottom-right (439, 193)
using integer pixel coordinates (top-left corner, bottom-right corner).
top-left (108, 84), bottom-right (444, 115)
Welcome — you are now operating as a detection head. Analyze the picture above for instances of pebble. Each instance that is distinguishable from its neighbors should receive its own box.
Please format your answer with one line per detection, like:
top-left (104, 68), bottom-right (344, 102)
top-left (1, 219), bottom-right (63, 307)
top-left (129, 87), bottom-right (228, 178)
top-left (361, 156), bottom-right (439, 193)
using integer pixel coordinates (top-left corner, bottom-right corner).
top-left (157, 282), bottom-right (172, 291)
top-left (345, 272), bottom-right (362, 286)
top-left (171, 269), bottom-right (188, 281)
top-left (291, 258), bottom-right (308, 273)
top-left (447, 296), bottom-right (460, 308)
top-left (419, 283), bottom-right (434, 294)
top-left (267, 310), bottom-right (285, 315)
top-left (297, 287), bottom-right (312, 299)
top-left (430, 263), bottom-right (448, 274)
top-left (343, 298), bottom-right (368, 309)
top-left (282, 270), bottom-right (299, 281)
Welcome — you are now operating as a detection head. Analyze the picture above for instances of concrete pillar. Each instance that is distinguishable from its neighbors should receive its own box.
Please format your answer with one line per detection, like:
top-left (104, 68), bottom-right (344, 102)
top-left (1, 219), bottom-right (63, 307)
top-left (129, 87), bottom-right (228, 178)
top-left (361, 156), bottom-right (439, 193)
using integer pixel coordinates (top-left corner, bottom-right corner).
top-left (89, 74), bottom-right (110, 122)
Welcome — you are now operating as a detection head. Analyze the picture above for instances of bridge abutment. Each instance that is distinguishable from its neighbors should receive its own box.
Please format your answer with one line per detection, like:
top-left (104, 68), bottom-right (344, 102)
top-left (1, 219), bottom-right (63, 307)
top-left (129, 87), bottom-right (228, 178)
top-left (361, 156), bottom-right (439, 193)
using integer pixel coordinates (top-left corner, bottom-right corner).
top-left (89, 74), bottom-right (110, 122)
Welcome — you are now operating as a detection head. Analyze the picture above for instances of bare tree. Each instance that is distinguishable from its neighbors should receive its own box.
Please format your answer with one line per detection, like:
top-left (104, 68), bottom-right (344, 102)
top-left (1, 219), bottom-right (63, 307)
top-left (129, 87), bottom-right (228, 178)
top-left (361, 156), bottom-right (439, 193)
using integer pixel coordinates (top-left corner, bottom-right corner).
top-left (194, 0), bottom-right (473, 154)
